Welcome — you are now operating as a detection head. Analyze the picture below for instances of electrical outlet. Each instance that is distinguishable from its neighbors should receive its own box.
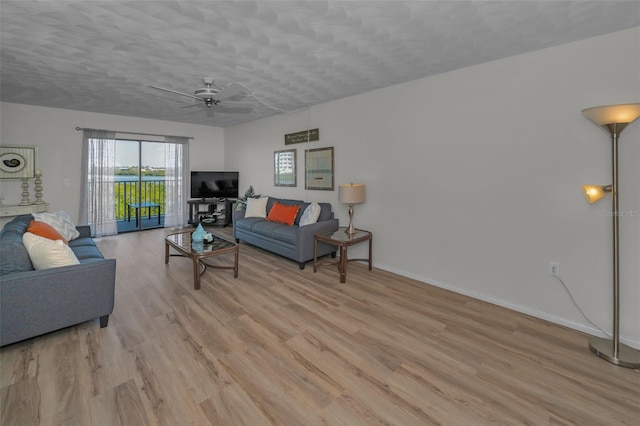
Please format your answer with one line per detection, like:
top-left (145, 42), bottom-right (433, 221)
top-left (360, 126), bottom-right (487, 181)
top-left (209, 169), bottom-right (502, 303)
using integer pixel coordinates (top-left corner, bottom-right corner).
top-left (549, 262), bottom-right (560, 277)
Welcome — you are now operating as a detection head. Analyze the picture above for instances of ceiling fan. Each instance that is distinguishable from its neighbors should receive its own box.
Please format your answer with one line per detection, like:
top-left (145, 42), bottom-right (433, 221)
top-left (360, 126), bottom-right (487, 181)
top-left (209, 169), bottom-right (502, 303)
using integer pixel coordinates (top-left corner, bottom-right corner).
top-left (149, 78), bottom-right (249, 109)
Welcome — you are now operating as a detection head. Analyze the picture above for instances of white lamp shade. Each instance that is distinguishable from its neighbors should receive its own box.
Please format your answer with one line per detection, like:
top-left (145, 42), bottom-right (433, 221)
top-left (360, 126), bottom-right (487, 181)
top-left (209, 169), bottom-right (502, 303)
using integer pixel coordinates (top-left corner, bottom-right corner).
top-left (581, 103), bottom-right (640, 125)
top-left (339, 183), bottom-right (366, 204)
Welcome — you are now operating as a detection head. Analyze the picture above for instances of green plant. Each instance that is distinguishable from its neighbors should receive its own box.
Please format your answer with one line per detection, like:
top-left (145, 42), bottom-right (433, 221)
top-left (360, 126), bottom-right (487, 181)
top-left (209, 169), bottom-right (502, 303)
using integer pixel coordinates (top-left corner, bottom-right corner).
top-left (235, 185), bottom-right (261, 211)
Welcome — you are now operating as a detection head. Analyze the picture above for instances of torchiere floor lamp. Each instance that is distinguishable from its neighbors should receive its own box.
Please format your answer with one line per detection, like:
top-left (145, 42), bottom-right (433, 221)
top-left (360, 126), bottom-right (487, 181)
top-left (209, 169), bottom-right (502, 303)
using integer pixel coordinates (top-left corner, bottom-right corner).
top-left (581, 103), bottom-right (640, 368)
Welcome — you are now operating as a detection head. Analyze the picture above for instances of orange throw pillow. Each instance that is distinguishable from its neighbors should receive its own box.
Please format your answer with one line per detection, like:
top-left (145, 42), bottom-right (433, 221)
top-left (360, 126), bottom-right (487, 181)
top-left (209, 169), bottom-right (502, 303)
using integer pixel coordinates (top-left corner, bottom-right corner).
top-left (27, 220), bottom-right (69, 245)
top-left (266, 202), bottom-right (300, 226)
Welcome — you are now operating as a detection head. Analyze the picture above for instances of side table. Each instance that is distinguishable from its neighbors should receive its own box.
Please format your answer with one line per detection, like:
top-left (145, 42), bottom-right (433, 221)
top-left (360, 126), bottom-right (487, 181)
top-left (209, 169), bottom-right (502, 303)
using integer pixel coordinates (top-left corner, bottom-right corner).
top-left (313, 227), bottom-right (372, 283)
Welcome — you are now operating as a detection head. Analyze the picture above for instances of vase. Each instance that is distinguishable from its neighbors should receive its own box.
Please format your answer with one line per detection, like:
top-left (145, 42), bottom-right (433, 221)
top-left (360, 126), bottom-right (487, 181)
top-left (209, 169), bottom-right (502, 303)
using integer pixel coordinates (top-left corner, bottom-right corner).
top-left (192, 223), bottom-right (206, 242)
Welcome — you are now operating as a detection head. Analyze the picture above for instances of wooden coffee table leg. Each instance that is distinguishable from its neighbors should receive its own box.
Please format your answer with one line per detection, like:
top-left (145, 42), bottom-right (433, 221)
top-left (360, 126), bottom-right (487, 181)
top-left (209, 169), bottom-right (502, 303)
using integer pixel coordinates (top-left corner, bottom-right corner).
top-left (193, 258), bottom-right (201, 290)
top-left (165, 241), bottom-right (169, 264)
top-left (368, 238), bottom-right (372, 270)
top-left (234, 247), bottom-right (239, 278)
top-left (313, 239), bottom-right (318, 272)
top-left (339, 245), bottom-right (347, 283)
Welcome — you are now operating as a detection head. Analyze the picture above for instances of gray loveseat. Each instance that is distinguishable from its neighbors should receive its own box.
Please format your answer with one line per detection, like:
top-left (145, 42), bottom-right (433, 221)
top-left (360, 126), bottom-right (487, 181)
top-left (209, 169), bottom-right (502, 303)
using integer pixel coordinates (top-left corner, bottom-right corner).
top-left (0, 214), bottom-right (116, 346)
top-left (233, 197), bottom-right (339, 269)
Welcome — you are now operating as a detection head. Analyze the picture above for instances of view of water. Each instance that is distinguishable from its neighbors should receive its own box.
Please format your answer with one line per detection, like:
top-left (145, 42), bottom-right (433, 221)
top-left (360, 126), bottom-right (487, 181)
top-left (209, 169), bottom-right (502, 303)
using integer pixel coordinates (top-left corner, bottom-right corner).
top-left (115, 175), bottom-right (166, 181)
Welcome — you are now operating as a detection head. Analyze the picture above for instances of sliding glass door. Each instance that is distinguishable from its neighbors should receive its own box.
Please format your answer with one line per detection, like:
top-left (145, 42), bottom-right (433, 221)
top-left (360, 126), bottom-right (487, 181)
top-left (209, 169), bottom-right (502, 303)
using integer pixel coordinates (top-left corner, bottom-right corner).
top-left (115, 139), bottom-right (166, 232)
top-left (82, 130), bottom-right (187, 236)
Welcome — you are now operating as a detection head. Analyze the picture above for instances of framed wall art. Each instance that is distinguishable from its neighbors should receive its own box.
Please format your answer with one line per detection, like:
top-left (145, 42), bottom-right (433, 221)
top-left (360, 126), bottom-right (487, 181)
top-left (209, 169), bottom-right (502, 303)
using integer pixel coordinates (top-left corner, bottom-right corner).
top-left (274, 149), bottom-right (296, 187)
top-left (305, 147), bottom-right (334, 191)
top-left (0, 146), bottom-right (36, 179)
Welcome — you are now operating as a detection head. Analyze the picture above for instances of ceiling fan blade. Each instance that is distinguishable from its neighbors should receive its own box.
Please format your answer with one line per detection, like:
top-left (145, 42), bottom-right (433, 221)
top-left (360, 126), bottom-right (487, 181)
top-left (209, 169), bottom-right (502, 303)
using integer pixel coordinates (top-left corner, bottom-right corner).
top-left (213, 105), bottom-right (254, 114)
top-left (213, 82), bottom-right (247, 101)
top-left (149, 85), bottom-right (202, 101)
top-left (150, 93), bottom-right (195, 105)
top-left (179, 102), bottom-right (204, 109)
top-left (217, 100), bottom-right (251, 105)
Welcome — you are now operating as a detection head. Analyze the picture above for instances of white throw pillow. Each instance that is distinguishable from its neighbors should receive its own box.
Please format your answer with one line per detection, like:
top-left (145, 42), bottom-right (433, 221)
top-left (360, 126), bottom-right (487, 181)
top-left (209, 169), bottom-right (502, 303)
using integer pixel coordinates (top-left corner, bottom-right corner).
top-left (33, 211), bottom-right (80, 241)
top-left (23, 232), bottom-right (80, 269)
top-left (244, 197), bottom-right (269, 218)
top-left (299, 202), bottom-right (321, 226)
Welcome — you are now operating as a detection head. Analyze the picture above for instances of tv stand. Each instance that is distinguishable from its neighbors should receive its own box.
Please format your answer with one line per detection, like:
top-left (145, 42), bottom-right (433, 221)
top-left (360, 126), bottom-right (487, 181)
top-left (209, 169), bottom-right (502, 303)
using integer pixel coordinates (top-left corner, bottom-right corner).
top-left (188, 198), bottom-right (233, 227)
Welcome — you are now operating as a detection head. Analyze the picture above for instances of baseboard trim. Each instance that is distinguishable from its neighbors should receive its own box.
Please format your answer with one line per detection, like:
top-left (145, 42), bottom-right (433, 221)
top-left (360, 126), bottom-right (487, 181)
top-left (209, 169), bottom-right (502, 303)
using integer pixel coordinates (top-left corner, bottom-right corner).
top-left (375, 263), bottom-right (640, 350)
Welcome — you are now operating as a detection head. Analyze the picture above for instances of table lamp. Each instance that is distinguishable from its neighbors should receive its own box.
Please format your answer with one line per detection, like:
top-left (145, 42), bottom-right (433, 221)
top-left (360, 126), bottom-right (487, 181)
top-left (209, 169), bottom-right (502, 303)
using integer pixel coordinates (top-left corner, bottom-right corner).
top-left (339, 183), bottom-right (366, 235)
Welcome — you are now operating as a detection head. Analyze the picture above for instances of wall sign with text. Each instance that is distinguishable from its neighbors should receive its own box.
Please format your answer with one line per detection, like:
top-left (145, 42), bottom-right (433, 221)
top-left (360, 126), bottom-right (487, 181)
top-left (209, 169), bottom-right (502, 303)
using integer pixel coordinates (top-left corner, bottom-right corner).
top-left (285, 128), bottom-right (319, 145)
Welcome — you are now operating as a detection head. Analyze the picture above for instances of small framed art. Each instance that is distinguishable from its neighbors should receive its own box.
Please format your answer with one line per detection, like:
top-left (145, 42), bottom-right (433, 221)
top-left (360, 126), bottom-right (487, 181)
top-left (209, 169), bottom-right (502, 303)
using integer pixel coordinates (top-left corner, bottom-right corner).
top-left (305, 147), bottom-right (334, 191)
top-left (0, 146), bottom-right (36, 179)
top-left (274, 149), bottom-right (296, 187)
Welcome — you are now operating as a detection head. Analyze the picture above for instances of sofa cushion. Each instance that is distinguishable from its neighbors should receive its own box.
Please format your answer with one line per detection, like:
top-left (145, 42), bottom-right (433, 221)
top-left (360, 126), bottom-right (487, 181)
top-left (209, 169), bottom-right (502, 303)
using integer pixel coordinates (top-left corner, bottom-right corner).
top-left (0, 228), bottom-right (34, 275)
top-left (235, 217), bottom-right (265, 232)
top-left (22, 232), bottom-right (80, 269)
top-left (251, 220), bottom-right (285, 238)
top-left (266, 202), bottom-right (300, 226)
top-left (33, 211), bottom-right (80, 241)
top-left (28, 220), bottom-right (69, 244)
top-left (271, 225), bottom-right (298, 245)
top-left (2, 214), bottom-right (34, 234)
top-left (267, 198), bottom-right (310, 225)
top-left (299, 202), bottom-right (321, 226)
top-left (317, 203), bottom-right (333, 222)
top-left (245, 197), bottom-right (269, 218)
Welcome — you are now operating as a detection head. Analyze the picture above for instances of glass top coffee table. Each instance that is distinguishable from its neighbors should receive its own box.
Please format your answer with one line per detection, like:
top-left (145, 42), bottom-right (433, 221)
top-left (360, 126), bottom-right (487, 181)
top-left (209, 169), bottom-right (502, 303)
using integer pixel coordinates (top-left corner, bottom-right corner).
top-left (164, 231), bottom-right (239, 290)
top-left (313, 227), bottom-right (372, 283)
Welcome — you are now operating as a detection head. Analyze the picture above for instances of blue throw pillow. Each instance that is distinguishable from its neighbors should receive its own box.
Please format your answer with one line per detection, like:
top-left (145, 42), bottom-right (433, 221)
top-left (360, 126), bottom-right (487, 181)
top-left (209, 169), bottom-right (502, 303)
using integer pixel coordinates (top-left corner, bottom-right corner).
top-left (2, 214), bottom-right (33, 234)
top-left (0, 230), bottom-right (34, 275)
top-left (0, 214), bottom-right (35, 275)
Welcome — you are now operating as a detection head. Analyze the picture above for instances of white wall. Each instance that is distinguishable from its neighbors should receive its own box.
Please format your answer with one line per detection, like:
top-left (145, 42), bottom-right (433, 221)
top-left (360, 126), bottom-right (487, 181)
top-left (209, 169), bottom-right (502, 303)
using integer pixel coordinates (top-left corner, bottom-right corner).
top-left (225, 27), bottom-right (640, 346)
top-left (0, 103), bottom-right (224, 224)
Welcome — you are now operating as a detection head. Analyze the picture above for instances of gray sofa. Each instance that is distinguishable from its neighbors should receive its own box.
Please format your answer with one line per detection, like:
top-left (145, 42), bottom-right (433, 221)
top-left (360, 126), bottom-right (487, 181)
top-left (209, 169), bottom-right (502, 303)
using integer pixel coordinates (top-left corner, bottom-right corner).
top-left (233, 197), bottom-right (339, 269)
top-left (0, 214), bottom-right (116, 346)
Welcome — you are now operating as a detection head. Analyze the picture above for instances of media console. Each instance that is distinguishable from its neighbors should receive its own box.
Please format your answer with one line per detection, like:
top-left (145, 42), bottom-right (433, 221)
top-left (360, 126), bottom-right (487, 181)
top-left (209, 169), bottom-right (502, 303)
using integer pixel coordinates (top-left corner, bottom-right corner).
top-left (187, 198), bottom-right (233, 227)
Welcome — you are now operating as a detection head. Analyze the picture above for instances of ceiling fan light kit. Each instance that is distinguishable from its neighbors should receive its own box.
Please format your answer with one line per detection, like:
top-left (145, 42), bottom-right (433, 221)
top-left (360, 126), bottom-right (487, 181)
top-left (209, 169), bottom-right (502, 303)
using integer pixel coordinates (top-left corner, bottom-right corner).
top-left (194, 79), bottom-right (221, 106)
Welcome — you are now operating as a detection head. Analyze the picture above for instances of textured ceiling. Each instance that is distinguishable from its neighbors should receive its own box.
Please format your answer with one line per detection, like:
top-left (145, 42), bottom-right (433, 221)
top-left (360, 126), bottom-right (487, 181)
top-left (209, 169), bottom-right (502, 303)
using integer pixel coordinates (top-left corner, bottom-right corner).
top-left (1, 1), bottom-right (639, 128)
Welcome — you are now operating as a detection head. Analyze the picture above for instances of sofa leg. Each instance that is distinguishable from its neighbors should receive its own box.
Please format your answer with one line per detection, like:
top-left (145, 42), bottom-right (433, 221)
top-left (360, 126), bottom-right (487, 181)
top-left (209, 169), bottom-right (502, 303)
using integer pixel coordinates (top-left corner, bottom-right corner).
top-left (331, 251), bottom-right (337, 258)
top-left (299, 262), bottom-right (305, 270)
top-left (99, 315), bottom-right (109, 328)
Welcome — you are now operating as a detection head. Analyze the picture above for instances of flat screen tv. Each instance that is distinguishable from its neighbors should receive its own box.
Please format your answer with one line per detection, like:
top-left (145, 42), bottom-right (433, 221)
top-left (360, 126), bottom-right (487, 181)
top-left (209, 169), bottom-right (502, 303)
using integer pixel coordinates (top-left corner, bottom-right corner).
top-left (190, 171), bottom-right (239, 199)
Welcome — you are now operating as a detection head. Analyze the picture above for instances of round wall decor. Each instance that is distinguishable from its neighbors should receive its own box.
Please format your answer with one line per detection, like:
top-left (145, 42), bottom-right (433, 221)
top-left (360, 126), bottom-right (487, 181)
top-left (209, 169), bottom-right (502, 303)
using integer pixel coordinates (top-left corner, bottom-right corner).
top-left (0, 152), bottom-right (26, 173)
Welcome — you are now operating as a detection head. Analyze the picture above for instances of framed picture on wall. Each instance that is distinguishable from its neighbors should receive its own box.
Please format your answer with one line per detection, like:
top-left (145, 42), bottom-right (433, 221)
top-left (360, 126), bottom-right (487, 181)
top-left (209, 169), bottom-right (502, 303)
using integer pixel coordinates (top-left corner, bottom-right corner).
top-left (0, 146), bottom-right (36, 179)
top-left (274, 149), bottom-right (296, 187)
top-left (305, 147), bottom-right (334, 191)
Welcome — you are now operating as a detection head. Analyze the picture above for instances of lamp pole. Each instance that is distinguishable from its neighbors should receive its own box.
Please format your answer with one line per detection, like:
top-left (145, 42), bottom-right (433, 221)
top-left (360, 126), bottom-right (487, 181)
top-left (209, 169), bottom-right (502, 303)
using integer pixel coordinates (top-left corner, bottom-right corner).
top-left (608, 123), bottom-right (621, 358)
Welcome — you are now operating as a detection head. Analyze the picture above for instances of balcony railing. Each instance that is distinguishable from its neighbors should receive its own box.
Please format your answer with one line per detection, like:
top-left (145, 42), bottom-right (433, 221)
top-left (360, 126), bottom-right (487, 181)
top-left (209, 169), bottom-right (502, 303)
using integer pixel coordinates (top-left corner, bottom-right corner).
top-left (115, 178), bottom-right (168, 231)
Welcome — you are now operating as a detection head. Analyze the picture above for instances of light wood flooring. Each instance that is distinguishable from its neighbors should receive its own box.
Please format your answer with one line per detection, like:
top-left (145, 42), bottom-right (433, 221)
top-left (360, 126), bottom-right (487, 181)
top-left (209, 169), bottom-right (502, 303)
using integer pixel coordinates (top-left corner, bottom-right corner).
top-left (1, 227), bottom-right (639, 425)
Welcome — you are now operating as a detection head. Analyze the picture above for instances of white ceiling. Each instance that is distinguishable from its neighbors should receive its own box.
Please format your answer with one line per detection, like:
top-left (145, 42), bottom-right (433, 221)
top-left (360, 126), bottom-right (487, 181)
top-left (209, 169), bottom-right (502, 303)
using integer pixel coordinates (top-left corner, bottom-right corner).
top-left (1, 1), bottom-right (639, 128)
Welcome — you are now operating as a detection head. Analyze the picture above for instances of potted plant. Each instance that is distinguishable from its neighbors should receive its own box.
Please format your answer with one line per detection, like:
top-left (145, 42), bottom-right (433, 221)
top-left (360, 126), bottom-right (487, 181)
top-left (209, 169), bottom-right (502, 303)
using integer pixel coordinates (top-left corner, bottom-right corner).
top-left (234, 186), bottom-right (261, 211)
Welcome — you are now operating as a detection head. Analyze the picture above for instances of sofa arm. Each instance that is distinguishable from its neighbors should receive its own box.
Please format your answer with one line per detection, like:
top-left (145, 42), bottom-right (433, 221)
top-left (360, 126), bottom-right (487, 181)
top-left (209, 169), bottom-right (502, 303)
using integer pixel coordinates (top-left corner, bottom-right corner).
top-left (232, 209), bottom-right (246, 240)
top-left (0, 259), bottom-right (116, 346)
top-left (233, 209), bottom-right (246, 221)
top-left (297, 218), bottom-right (339, 239)
top-left (76, 225), bottom-right (92, 238)
top-left (296, 218), bottom-right (340, 262)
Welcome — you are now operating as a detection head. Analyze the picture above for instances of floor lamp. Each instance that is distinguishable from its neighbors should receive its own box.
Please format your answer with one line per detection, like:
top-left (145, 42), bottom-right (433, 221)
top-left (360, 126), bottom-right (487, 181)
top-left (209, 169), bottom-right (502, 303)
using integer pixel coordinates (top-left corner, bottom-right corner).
top-left (581, 103), bottom-right (640, 369)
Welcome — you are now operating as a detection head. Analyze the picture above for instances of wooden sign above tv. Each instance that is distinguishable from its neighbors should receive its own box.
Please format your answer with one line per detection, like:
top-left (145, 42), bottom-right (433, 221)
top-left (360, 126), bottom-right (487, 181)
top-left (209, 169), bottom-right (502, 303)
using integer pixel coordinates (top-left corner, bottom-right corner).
top-left (285, 128), bottom-right (319, 145)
